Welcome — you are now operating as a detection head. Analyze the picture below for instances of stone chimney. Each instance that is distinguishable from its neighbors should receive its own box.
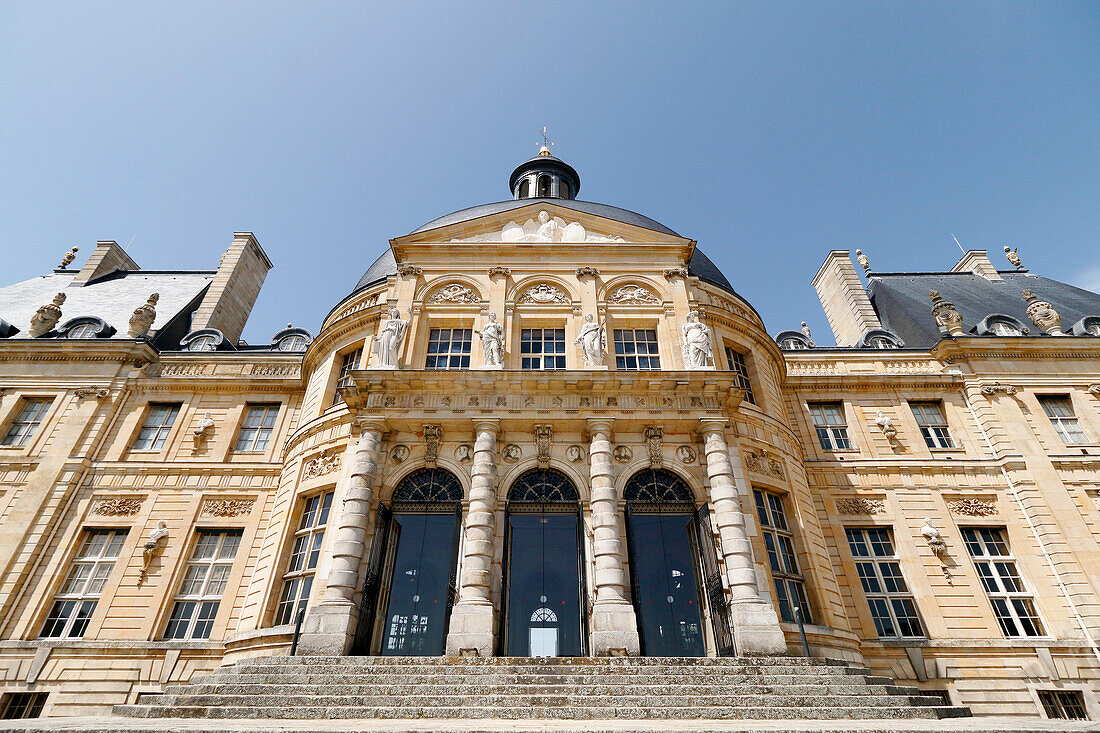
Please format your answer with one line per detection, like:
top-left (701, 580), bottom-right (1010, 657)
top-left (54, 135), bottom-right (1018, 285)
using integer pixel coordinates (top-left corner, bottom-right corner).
top-left (811, 251), bottom-right (883, 347)
top-left (72, 241), bottom-right (140, 285)
top-left (190, 232), bottom-right (273, 343)
top-left (950, 250), bottom-right (1003, 281)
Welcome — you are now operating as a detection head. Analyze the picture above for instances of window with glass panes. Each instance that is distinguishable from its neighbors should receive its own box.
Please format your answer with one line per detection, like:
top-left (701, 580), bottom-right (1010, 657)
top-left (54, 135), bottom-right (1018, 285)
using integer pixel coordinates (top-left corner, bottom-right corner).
top-left (724, 347), bottom-right (755, 404)
top-left (613, 329), bottom-right (660, 370)
top-left (753, 489), bottom-right (811, 624)
top-left (845, 528), bottom-right (923, 638)
top-left (164, 531), bottom-right (241, 639)
top-left (1038, 396), bottom-right (1088, 444)
top-left (274, 492), bottom-right (333, 625)
top-left (234, 404), bottom-right (279, 452)
top-left (962, 527), bottom-right (1045, 637)
top-left (0, 693), bottom-right (47, 719)
top-left (40, 530), bottom-right (127, 638)
top-left (1037, 690), bottom-right (1088, 720)
top-left (1, 399), bottom-right (51, 447)
top-left (808, 402), bottom-right (851, 450)
top-left (332, 347), bottom-right (362, 404)
top-left (910, 401), bottom-right (955, 449)
top-left (520, 328), bottom-right (566, 370)
top-left (425, 328), bottom-right (472, 370)
top-left (132, 403), bottom-right (180, 451)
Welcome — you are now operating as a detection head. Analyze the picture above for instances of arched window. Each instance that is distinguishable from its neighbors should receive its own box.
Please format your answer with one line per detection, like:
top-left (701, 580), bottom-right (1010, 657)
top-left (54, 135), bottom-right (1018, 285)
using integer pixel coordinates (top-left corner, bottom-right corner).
top-left (624, 469), bottom-right (695, 505)
top-left (518, 179), bottom-right (530, 199)
top-left (782, 338), bottom-right (806, 350)
top-left (67, 323), bottom-right (101, 339)
top-left (991, 321), bottom-right (1021, 336)
top-left (188, 335), bottom-right (218, 351)
top-left (537, 175), bottom-right (552, 198)
top-left (391, 468), bottom-right (463, 505)
top-left (559, 180), bottom-right (570, 199)
top-left (530, 607), bottom-right (558, 623)
top-left (508, 468), bottom-right (578, 503)
top-left (868, 336), bottom-right (896, 349)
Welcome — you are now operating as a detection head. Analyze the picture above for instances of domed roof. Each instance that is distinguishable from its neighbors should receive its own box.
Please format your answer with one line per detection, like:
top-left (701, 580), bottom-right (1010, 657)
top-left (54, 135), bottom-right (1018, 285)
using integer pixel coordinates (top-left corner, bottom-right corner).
top-left (410, 198), bottom-right (680, 237)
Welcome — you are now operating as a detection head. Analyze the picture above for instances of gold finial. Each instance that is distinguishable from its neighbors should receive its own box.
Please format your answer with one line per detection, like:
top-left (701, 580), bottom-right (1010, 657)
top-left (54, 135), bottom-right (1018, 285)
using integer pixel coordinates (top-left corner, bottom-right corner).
top-left (60, 247), bottom-right (79, 269)
top-left (537, 126), bottom-right (554, 156)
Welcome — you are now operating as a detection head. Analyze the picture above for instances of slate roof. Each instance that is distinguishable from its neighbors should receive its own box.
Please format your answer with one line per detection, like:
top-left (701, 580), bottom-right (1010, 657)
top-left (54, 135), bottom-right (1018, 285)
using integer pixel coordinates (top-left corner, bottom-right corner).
top-left (0, 269), bottom-right (214, 341)
top-left (868, 271), bottom-right (1100, 348)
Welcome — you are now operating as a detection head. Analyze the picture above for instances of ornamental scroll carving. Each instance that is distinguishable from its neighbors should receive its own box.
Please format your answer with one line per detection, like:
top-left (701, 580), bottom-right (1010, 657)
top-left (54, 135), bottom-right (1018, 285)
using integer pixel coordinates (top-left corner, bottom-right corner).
top-left (428, 284), bottom-right (480, 304)
top-left (948, 498), bottom-right (997, 516)
top-left (608, 285), bottom-right (660, 305)
top-left (397, 264), bottom-right (422, 277)
top-left (91, 497), bottom-right (144, 516)
top-left (74, 388), bottom-right (111, 399)
top-left (744, 449), bottom-right (785, 479)
top-left (519, 283), bottom-right (569, 305)
top-left (836, 498), bottom-right (886, 515)
top-left (303, 451), bottom-right (342, 479)
top-left (981, 384), bottom-right (1019, 396)
top-left (201, 499), bottom-right (255, 517)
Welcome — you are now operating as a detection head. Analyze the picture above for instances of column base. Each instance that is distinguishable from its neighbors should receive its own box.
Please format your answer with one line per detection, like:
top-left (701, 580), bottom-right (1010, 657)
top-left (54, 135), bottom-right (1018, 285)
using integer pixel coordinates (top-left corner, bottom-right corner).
top-left (296, 601), bottom-right (356, 656)
top-left (730, 600), bottom-right (787, 655)
top-left (590, 601), bottom-right (641, 656)
top-left (445, 602), bottom-right (496, 657)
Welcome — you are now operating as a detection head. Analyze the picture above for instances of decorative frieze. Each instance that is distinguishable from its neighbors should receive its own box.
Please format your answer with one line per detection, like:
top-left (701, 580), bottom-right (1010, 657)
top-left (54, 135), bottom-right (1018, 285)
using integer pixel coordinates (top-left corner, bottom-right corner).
top-left (948, 498), bottom-right (997, 516)
top-left (608, 285), bottom-right (660, 305)
top-left (428, 284), bottom-right (480, 304)
top-left (91, 497), bottom-right (144, 516)
top-left (835, 497), bottom-right (885, 515)
top-left (519, 283), bottom-right (569, 304)
top-left (303, 450), bottom-right (342, 478)
top-left (744, 449), bottom-right (785, 479)
top-left (201, 499), bottom-right (255, 517)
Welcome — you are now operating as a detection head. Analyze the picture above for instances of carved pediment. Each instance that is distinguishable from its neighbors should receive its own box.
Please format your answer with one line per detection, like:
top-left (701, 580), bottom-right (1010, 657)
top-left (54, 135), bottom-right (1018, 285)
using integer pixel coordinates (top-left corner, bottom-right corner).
top-left (452, 210), bottom-right (626, 244)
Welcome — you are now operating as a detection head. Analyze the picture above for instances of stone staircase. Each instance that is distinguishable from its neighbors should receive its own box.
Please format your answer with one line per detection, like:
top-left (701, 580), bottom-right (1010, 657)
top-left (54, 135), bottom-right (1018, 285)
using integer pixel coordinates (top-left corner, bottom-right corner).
top-left (114, 656), bottom-right (971, 721)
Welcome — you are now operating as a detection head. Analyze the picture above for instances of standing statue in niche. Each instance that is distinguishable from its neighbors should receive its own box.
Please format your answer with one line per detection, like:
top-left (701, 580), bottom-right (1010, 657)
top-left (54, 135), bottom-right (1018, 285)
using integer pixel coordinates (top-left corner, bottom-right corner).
top-left (376, 308), bottom-right (408, 368)
top-left (479, 311), bottom-right (505, 368)
top-left (681, 312), bottom-right (713, 369)
top-left (575, 314), bottom-right (606, 367)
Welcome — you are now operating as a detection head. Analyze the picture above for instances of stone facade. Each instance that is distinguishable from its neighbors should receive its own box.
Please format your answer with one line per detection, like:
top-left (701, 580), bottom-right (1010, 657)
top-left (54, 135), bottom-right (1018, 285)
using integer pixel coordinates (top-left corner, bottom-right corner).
top-left (0, 156), bottom-right (1098, 722)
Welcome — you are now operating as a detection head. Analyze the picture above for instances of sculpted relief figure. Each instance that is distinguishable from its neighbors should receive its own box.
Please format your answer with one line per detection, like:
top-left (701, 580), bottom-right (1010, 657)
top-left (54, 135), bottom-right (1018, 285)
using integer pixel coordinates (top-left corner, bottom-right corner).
top-left (681, 312), bottom-right (713, 369)
top-left (479, 311), bottom-right (505, 368)
top-left (376, 308), bottom-right (408, 368)
top-left (575, 314), bottom-right (606, 367)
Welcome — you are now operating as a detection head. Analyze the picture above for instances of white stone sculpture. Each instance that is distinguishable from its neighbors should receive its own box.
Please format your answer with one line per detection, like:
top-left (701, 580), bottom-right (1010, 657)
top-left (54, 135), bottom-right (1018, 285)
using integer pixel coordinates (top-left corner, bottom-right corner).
top-left (575, 314), bottom-right (606, 367)
top-left (375, 308), bottom-right (408, 368)
top-left (456, 210), bottom-right (626, 244)
top-left (875, 410), bottom-right (897, 440)
top-left (479, 312), bottom-right (504, 369)
top-left (193, 411), bottom-right (215, 449)
top-left (921, 518), bottom-right (948, 559)
top-left (127, 293), bottom-right (159, 338)
top-left (800, 321), bottom-right (816, 347)
top-left (429, 284), bottom-right (480, 303)
top-left (681, 312), bottom-right (713, 369)
top-left (29, 293), bottom-right (66, 337)
top-left (139, 520), bottom-right (169, 584)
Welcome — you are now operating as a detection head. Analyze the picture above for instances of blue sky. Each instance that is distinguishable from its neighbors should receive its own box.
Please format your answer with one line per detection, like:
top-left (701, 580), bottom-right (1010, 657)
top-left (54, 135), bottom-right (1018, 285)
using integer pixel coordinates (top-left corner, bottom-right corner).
top-left (2, 2), bottom-right (1097, 344)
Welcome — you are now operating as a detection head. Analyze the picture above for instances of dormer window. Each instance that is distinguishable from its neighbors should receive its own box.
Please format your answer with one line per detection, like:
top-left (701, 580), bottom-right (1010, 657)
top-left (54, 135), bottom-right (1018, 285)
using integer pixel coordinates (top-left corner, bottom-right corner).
top-left (67, 323), bottom-right (100, 339)
top-left (782, 338), bottom-right (807, 350)
top-left (57, 317), bottom-right (114, 340)
top-left (278, 335), bottom-right (307, 352)
top-left (991, 321), bottom-right (1020, 336)
top-left (974, 315), bottom-right (1027, 337)
top-left (859, 329), bottom-right (904, 349)
top-left (775, 330), bottom-right (813, 350)
top-left (187, 336), bottom-right (217, 352)
top-left (271, 326), bottom-right (313, 353)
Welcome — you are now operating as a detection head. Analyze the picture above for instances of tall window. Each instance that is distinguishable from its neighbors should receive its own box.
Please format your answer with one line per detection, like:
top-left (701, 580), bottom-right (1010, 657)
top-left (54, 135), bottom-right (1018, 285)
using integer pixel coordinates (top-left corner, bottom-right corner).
top-left (41, 530), bottom-right (127, 638)
top-left (1038, 396), bottom-right (1088, 444)
top-left (808, 402), bottom-right (851, 450)
top-left (2, 399), bottom-right (51, 448)
top-left (613, 328), bottom-right (660, 370)
top-left (234, 404), bottom-right (280, 452)
top-left (164, 531), bottom-right (241, 639)
top-left (962, 527), bottom-right (1044, 637)
top-left (753, 489), bottom-right (811, 624)
top-left (724, 347), bottom-right (756, 405)
top-left (132, 403), bottom-right (180, 451)
top-left (845, 528), bottom-right (923, 638)
top-left (332, 347), bottom-right (362, 404)
top-left (910, 401), bottom-right (955, 449)
top-left (520, 328), bottom-right (566, 370)
top-left (274, 492), bottom-right (333, 625)
top-left (425, 328), bottom-right (472, 370)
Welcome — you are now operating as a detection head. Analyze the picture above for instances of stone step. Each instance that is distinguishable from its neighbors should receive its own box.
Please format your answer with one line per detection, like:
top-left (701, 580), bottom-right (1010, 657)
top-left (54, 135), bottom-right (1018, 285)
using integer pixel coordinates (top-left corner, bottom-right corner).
top-left (113, 705), bottom-right (964, 720)
top-left (133, 693), bottom-right (940, 709)
top-left (191, 672), bottom-right (893, 687)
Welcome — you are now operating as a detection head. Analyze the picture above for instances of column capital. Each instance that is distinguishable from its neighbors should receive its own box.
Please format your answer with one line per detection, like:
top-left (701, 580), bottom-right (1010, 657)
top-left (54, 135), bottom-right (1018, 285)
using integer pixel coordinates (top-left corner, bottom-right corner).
top-left (472, 418), bottom-right (501, 434)
top-left (585, 417), bottom-right (615, 437)
top-left (697, 417), bottom-right (729, 435)
top-left (354, 415), bottom-right (388, 435)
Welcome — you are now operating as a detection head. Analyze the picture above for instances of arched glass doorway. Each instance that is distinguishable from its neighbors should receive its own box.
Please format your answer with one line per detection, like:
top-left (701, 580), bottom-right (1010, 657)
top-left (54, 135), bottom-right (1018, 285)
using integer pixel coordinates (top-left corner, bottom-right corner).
top-left (501, 468), bottom-right (587, 657)
top-left (352, 468), bottom-right (463, 655)
top-left (624, 469), bottom-right (734, 656)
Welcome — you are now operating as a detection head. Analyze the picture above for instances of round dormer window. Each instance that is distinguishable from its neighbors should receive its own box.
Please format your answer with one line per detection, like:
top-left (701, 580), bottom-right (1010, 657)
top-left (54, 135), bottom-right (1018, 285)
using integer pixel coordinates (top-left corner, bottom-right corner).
top-left (781, 338), bottom-right (807, 350)
top-left (187, 335), bottom-right (218, 351)
top-left (277, 334), bottom-right (308, 352)
top-left (66, 323), bottom-right (101, 339)
top-left (867, 336), bottom-right (897, 349)
top-left (990, 321), bottom-right (1021, 336)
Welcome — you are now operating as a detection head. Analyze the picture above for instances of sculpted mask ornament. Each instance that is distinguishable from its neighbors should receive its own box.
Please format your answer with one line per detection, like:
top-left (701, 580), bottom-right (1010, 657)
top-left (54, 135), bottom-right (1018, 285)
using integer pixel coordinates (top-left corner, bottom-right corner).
top-left (929, 290), bottom-right (964, 336)
top-left (29, 293), bottom-right (66, 337)
top-left (376, 308), bottom-right (408, 368)
top-left (575, 314), bottom-right (606, 367)
top-left (681, 312), bottom-right (714, 369)
top-left (127, 293), bottom-right (159, 338)
top-left (1022, 289), bottom-right (1064, 336)
top-left (479, 312), bottom-right (505, 368)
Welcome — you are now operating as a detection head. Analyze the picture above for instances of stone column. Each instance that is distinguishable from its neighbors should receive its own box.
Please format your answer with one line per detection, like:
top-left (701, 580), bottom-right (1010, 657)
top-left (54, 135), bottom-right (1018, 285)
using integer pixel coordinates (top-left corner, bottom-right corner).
top-left (298, 416), bottom-right (386, 655)
top-left (445, 419), bottom-right (500, 656)
top-left (699, 418), bottom-right (787, 655)
top-left (587, 418), bottom-right (641, 655)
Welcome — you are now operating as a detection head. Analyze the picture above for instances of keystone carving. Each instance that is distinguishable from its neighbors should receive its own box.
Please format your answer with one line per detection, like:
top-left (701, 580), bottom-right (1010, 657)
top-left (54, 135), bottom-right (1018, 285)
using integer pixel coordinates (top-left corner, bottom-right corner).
top-left (929, 290), bottom-right (964, 336)
top-left (644, 426), bottom-right (663, 467)
top-left (29, 293), bottom-right (65, 337)
top-left (423, 425), bottom-right (443, 465)
top-left (1022, 289), bottom-right (1064, 336)
top-left (534, 425), bottom-right (553, 465)
top-left (836, 498), bottom-right (885, 515)
top-left (397, 264), bottom-right (422, 277)
top-left (127, 293), bottom-right (159, 338)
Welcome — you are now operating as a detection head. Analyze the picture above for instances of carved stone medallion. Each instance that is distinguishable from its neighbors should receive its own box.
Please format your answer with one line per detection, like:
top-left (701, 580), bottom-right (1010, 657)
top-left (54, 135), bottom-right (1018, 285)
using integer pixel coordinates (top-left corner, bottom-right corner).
top-left (502, 444), bottom-right (521, 463)
top-left (613, 445), bottom-right (632, 463)
top-left (519, 283), bottom-right (569, 305)
top-left (566, 445), bottom-right (585, 463)
top-left (390, 445), bottom-right (410, 463)
top-left (676, 445), bottom-right (697, 464)
top-left (454, 444), bottom-right (473, 463)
